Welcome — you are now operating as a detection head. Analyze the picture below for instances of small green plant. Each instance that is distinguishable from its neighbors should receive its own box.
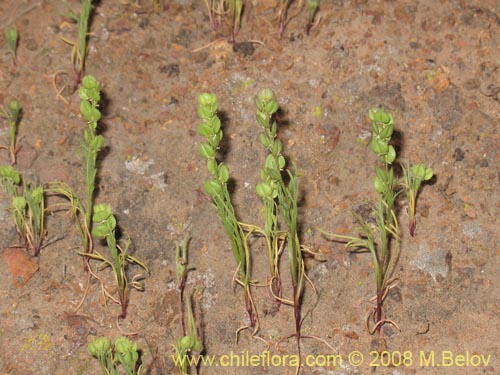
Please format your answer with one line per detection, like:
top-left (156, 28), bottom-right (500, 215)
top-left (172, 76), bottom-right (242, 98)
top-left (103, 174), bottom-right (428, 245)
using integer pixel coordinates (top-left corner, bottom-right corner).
top-left (322, 108), bottom-right (433, 335)
top-left (255, 89), bottom-right (284, 302)
top-left (4, 27), bottom-right (18, 64)
top-left (401, 163), bottom-right (433, 236)
top-left (197, 93), bottom-right (258, 335)
top-left (0, 164), bottom-right (20, 197)
top-left (278, 168), bottom-right (305, 357)
top-left (62, 0), bottom-right (94, 87)
top-left (83, 204), bottom-right (148, 319)
top-left (175, 236), bottom-right (191, 333)
top-left (172, 237), bottom-right (203, 375)
top-left (79, 75), bottom-right (105, 257)
top-left (12, 182), bottom-right (46, 256)
top-left (173, 290), bottom-right (204, 375)
top-left (0, 165), bottom-right (46, 256)
top-left (88, 336), bottom-right (143, 375)
top-left (0, 99), bottom-right (21, 165)
top-left (256, 89), bottom-right (310, 368)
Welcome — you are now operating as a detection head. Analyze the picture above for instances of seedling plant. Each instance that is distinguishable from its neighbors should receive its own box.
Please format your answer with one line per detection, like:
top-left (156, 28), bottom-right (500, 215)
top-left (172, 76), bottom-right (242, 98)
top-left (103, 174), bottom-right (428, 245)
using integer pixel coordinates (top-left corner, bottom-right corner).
top-left (88, 336), bottom-right (143, 375)
top-left (173, 238), bottom-right (204, 374)
top-left (255, 89), bottom-right (309, 366)
top-left (62, 0), bottom-right (94, 88)
top-left (12, 182), bottom-right (46, 256)
top-left (0, 164), bottom-right (20, 198)
top-left (83, 203), bottom-right (148, 319)
top-left (197, 92), bottom-right (258, 336)
top-left (254, 89), bottom-right (284, 302)
top-left (79, 74), bottom-right (105, 257)
top-left (173, 289), bottom-right (204, 375)
top-left (322, 108), bottom-right (433, 335)
top-left (401, 163), bottom-right (433, 236)
top-left (0, 165), bottom-right (47, 256)
top-left (0, 99), bottom-right (21, 165)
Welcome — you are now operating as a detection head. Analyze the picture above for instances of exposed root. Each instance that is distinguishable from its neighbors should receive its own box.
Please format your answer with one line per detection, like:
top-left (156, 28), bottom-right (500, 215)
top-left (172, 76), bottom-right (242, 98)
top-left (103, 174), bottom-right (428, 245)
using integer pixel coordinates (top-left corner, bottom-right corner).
top-left (191, 38), bottom-right (227, 53)
top-left (366, 310), bottom-right (401, 336)
top-left (116, 316), bottom-right (140, 336)
top-left (51, 71), bottom-right (71, 104)
top-left (268, 277), bottom-right (294, 306)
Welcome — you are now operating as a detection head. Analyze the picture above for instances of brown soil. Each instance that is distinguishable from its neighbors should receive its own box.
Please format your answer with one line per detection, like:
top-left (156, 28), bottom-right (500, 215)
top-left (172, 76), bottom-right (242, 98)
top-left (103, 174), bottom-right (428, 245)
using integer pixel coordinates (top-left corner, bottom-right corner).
top-left (0, 1), bottom-right (499, 374)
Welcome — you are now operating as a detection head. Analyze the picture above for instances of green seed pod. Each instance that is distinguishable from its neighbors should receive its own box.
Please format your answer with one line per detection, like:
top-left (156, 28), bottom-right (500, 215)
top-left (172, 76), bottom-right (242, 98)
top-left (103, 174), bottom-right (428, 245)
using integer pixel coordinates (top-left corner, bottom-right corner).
top-left (179, 335), bottom-right (195, 350)
top-left (258, 88), bottom-right (274, 102)
top-left (91, 224), bottom-right (110, 238)
top-left (85, 107), bottom-right (101, 123)
top-left (373, 109), bottom-right (391, 125)
top-left (193, 338), bottom-right (203, 353)
top-left (88, 90), bottom-right (101, 103)
top-left (12, 196), bottom-right (26, 210)
top-left (87, 337), bottom-right (111, 357)
top-left (207, 159), bottom-right (217, 174)
top-left (92, 204), bottom-right (112, 223)
top-left (384, 145), bottom-right (396, 164)
top-left (368, 108), bottom-right (378, 122)
top-left (5, 27), bottom-right (18, 57)
top-left (256, 182), bottom-right (273, 198)
top-left (256, 112), bottom-right (269, 128)
top-left (260, 169), bottom-right (269, 181)
top-left (272, 139), bottom-right (282, 155)
top-left (370, 138), bottom-right (389, 155)
top-left (278, 155), bottom-right (286, 169)
top-left (209, 116), bottom-right (221, 134)
top-left (265, 100), bottom-right (279, 115)
top-left (308, 0), bottom-right (319, 15)
top-left (217, 163), bottom-right (230, 183)
top-left (115, 336), bottom-right (138, 366)
top-left (90, 135), bottom-right (105, 150)
top-left (0, 165), bottom-right (21, 184)
top-left (411, 163), bottom-right (425, 179)
top-left (374, 175), bottom-right (385, 193)
top-left (197, 122), bottom-right (212, 137)
top-left (264, 154), bottom-right (277, 170)
top-left (8, 100), bottom-right (20, 115)
top-left (106, 215), bottom-right (117, 232)
top-left (259, 133), bottom-right (270, 148)
top-left (197, 106), bottom-right (213, 120)
top-left (31, 186), bottom-right (44, 204)
top-left (82, 75), bottom-right (98, 90)
top-left (424, 167), bottom-right (433, 181)
top-left (80, 100), bottom-right (92, 117)
top-left (203, 180), bottom-right (221, 197)
top-left (198, 93), bottom-right (218, 109)
top-left (78, 87), bottom-right (90, 101)
top-left (379, 121), bottom-right (394, 140)
top-left (213, 129), bottom-right (223, 145)
top-left (199, 143), bottom-right (215, 159)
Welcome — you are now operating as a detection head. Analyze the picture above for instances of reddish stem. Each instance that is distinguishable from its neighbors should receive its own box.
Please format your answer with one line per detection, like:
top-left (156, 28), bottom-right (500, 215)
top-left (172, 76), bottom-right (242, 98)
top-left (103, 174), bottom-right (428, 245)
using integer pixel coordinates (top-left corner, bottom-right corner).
top-left (408, 218), bottom-right (416, 237)
top-left (374, 288), bottom-right (384, 335)
top-left (244, 288), bottom-right (257, 328)
top-left (119, 291), bottom-right (128, 319)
